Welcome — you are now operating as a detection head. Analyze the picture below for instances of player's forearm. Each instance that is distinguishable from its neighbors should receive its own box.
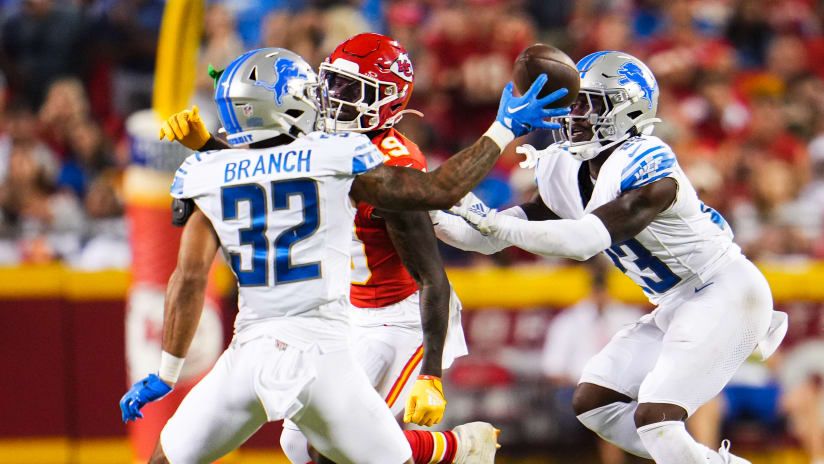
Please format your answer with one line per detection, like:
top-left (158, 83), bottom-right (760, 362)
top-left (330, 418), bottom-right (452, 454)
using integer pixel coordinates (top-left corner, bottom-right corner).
top-left (492, 213), bottom-right (612, 261)
top-left (381, 209), bottom-right (450, 376)
top-left (354, 134), bottom-right (505, 211)
top-left (418, 277), bottom-right (450, 378)
top-left (198, 135), bottom-right (230, 151)
top-left (422, 134), bottom-right (506, 209)
top-left (161, 268), bottom-right (209, 358)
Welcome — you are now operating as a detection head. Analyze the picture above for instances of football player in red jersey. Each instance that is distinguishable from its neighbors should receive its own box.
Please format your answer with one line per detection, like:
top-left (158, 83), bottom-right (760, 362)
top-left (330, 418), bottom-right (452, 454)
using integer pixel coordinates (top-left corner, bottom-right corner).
top-left (160, 33), bottom-right (498, 464)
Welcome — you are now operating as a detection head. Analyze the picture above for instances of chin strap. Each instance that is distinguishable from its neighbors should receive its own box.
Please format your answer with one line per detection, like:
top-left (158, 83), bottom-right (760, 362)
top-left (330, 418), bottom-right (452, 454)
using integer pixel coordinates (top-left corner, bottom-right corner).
top-left (383, 108), bottom-right (424, 128)
top-left (570, 115), bottom-right (663, 161)
top-left (635, 117), bottom-right (661, 134)
top-left (570, 135), bottom-right (629, 161)
top-left (396, 108), bottom-right (424, 119)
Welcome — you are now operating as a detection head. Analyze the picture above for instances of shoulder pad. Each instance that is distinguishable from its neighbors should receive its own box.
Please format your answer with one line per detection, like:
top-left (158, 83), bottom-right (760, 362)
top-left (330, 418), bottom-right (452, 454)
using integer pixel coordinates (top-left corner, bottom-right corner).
top-left (171, 198), bottom-right (195, 227)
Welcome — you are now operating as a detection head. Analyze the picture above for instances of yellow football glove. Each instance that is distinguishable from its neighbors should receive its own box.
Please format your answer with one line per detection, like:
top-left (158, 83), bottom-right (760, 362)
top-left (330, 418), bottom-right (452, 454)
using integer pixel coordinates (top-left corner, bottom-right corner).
top-left (158, 105), bottom-right (211, 150)
top-left (404, 375), bottom-right (447, 426)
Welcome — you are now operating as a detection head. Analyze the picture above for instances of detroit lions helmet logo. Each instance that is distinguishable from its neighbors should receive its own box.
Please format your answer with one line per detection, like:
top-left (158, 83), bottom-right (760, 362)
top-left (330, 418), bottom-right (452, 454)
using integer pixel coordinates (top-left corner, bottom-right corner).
top-left (253, 58), bottom-right (309, 105)
top-left (617, 62), bottom-right (656, 109)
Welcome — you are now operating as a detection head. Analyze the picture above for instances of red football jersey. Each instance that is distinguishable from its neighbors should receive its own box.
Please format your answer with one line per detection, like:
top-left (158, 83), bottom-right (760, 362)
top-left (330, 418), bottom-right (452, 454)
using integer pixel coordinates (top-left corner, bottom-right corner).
top-left (350, 128), bottom-right (428, 308)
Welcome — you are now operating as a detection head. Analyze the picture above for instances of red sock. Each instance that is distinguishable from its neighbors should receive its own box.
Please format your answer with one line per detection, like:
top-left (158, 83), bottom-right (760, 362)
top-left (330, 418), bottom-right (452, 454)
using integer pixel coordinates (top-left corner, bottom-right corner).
top-left (404, 430), bottom-right (458, 464)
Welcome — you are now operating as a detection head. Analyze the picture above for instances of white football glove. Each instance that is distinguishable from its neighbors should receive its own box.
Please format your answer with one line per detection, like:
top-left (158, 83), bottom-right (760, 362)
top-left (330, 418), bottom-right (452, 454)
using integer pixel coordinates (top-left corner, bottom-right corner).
top-left (449, 192), bottom-right (498, 236)
top-left (516, 144), bottom-right (540, 169)
top-left (429, 209), bottom-right (446, 225)
top-left (516, 143), bottom-right (567, 169)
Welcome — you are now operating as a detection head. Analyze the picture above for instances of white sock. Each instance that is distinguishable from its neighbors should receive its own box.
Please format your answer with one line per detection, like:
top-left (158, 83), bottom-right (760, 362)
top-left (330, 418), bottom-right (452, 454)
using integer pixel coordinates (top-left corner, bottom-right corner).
top-left (577, 401), bottom-right (651, 458)
top-left (637, 420), bottom-right (706, 463)
top-left (280, 424), bottom-right (312, 464)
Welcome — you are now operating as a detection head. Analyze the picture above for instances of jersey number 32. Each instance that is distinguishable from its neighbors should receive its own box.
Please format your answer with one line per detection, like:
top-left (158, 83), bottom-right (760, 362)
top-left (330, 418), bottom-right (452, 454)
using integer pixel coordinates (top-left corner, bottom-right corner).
top-left (221, 179), bottom-right (320, 286)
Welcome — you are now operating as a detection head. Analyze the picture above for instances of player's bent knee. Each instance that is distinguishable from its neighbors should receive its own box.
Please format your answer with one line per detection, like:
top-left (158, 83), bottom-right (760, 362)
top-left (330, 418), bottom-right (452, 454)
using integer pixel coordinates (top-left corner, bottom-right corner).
top-left (572, 382), bottom-right (633, 416)
top-left (634, 402), bottom-right (687, 428)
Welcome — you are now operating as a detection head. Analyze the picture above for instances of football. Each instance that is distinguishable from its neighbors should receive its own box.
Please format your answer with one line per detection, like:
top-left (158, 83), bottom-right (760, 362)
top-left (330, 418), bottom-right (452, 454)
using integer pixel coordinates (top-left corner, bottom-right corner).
top-left (513, 43), bottom-right (580, 108)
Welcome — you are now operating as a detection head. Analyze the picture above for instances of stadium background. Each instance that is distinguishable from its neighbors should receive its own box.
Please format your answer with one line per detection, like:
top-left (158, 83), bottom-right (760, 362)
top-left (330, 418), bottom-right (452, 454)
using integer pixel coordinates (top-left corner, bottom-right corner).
top-left (1, 0), bottom-right (824, 463)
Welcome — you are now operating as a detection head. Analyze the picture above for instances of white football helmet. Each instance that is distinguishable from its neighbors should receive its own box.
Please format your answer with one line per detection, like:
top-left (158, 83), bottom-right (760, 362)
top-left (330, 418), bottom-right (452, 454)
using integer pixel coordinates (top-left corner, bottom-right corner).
top-left (558, 51), bottom-right (661, 161)
top-left (213, 48), bottom-right (321, 146)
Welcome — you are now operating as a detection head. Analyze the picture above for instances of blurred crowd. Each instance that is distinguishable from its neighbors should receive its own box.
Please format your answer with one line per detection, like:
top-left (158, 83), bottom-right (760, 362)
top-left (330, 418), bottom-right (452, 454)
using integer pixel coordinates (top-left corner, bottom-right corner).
top-left (1, 0), bottom-right (824, 266)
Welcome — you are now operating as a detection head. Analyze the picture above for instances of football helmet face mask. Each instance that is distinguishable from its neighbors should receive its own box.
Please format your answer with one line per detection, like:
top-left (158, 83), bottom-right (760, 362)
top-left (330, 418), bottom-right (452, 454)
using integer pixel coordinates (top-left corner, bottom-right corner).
top-left (319, 33), bottom-right (414, 132)
top-left (557, 51), bottom-right (661, 161)
top-left (214, 48), bottom-right (320, 146)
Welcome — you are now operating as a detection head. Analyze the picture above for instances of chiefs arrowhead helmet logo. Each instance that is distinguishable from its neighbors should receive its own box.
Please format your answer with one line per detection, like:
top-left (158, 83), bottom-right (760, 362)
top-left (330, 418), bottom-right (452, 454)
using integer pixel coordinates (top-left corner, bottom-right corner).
top-left (390, 53), bottom-right (414, 82)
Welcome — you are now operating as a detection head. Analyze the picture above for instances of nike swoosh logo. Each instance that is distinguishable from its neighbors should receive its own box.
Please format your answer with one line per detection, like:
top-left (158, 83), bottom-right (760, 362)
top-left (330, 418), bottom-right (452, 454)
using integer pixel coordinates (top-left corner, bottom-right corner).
top-left (507, 102), bottom-right (529, 113)
top-left (694, 282), bottom-right (715, 293)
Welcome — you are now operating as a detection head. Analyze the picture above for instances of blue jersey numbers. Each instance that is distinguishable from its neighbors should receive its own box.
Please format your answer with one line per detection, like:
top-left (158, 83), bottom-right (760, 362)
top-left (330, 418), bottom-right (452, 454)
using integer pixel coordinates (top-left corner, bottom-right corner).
top-left (221, 179), bottom-right (321, 286)
top-left (605, 238), bottom-right (681, 294)
top-left (221, 184), bottom-right (268, 286)
top-left (272, 179), bottom-right (321, 283)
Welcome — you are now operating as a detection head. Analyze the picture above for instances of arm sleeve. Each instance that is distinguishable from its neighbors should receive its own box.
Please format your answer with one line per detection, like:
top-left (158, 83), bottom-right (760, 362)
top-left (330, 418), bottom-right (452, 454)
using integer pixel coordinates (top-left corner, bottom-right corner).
top-left (491, 213), bottom-right (612, 261)
top-left (432, 206), bottom-right (526, 254)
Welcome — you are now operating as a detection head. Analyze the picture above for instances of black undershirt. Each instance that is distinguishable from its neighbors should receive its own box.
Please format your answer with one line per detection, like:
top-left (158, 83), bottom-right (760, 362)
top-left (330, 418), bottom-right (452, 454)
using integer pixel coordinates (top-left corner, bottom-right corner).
top-left (577, 162), bottom-right (594, 208)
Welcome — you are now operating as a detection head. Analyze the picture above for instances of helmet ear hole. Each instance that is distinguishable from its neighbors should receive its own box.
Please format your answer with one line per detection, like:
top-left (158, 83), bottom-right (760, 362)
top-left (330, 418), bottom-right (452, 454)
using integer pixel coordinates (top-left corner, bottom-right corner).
top-left (285, 109), bottom-right (304, 118)
top-left (627, 110), bottom-right (643, 120)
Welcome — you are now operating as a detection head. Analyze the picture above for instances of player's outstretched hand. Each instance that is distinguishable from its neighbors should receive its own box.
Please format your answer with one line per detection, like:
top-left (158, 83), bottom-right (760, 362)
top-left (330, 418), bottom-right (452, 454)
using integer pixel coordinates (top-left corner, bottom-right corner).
top-left (404, 375), bottom-right (447, 427)
top-left (495, 75), bottom-right (570, 137)
top-left (516, 143), bottom-right (567, 169)
top-left (449, 192), bottom-right (498, 236)
top-left (158, 105), bottom-right (211, 150)
top-left (119, 374), bottom-right (173, 422)
top-left (516, 144), bottom-right (540, 169)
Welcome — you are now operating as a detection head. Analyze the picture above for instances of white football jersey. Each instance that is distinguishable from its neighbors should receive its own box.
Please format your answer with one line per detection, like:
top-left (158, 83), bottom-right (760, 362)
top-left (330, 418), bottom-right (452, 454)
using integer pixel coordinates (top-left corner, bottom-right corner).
top-left (170, 131), bottom-right (385, 347)
top-left (535, 135), bottom-right (741, 304)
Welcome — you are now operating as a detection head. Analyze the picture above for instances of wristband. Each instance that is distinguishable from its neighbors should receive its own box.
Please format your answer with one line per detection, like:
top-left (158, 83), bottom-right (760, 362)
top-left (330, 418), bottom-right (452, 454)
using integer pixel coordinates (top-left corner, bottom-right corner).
top-left (159, 351), bottom-right (185, 384)
top-left (483, 121), bottom-right (516, 151)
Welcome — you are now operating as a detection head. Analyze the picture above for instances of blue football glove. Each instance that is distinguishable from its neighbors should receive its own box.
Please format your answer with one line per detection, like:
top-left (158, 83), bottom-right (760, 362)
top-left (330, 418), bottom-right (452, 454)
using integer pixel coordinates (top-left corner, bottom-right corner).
top-left (119, 373), bottom-right (173, 422)
top-left (495, 75), bottom-right (571, 137)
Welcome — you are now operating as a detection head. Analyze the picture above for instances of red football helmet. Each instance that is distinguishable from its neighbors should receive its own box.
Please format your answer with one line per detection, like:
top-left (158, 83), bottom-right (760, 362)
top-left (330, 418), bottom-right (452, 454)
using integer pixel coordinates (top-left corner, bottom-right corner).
top-left (319, 33), bottom-right (415, 132)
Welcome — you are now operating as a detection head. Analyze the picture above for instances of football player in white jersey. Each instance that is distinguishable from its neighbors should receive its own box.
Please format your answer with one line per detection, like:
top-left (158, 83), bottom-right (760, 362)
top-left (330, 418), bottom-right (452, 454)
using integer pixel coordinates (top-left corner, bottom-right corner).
top-left (160, 33), bottom-right (498, 464)
top-left (432, 51), bottom-right (789, 464)
top-left (119, 47), bottom-right (569, 464)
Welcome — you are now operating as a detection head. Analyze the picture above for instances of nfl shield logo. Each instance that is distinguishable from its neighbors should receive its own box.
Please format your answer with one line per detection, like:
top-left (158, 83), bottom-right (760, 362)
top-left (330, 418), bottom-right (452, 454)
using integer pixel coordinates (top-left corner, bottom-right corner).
top-left (242, 104), bottom-right (253, 117)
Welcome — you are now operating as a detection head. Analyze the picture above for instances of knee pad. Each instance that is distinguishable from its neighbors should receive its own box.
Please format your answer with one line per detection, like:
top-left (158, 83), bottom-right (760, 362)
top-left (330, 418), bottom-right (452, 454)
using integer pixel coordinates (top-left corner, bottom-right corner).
top-left (576, 401), bottom-right (651, 458)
